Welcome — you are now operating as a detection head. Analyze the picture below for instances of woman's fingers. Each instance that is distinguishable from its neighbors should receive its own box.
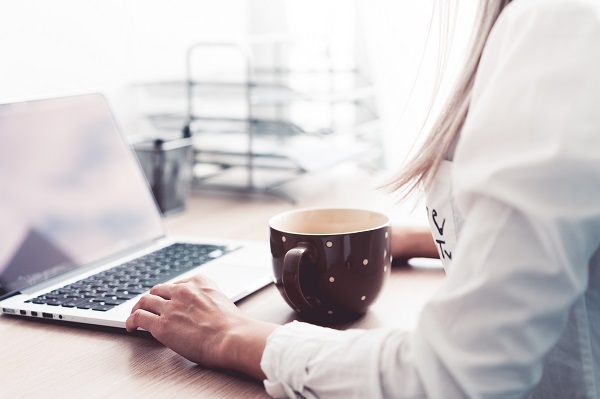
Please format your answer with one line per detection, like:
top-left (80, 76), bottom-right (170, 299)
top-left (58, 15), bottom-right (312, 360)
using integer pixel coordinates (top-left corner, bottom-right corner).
top-left (130, 293), bottom-right (167, 317)
top-left (149, 283), bottom-right (175, 299)
top-left (126, 287), bottom-right (175, 334)
top-left (125, 308), bottom-right (161, 332)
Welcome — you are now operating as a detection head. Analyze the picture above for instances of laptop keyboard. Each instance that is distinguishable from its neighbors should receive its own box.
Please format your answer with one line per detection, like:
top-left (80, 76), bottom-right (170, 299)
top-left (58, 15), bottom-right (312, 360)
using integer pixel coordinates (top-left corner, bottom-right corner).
top-left (25, 243), bottom-right (230, 312)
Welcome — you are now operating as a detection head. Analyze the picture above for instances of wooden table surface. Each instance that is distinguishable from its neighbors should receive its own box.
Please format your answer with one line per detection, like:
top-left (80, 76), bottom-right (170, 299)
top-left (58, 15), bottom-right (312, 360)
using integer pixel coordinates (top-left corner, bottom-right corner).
top-left (0, 166), bottom-right (444, 398)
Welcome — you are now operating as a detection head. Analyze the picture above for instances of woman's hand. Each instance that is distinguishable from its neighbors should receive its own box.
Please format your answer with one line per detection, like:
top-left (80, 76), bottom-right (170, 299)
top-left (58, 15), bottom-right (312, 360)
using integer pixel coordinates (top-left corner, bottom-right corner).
top-left (391, 225), bottom-right (439, 260)
top-left (126, 274), bottom-right (278, 380)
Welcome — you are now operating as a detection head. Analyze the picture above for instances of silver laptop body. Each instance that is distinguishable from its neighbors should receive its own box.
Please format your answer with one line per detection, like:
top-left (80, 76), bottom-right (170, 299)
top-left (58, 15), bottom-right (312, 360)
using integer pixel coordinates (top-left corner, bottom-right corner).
top-left (0, 93), bottom-right (272, 329)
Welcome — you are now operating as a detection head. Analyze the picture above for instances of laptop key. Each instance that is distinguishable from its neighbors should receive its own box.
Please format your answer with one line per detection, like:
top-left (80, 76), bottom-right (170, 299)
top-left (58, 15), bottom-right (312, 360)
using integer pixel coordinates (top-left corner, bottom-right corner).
top-left (104, 300), bottom-right (126, 306)
top-left (61, 302), bottom-right (83, 308)
top-left (114, 293), bottom-right (138, 300)
top-left (91, 304), bottom-right (113, 312)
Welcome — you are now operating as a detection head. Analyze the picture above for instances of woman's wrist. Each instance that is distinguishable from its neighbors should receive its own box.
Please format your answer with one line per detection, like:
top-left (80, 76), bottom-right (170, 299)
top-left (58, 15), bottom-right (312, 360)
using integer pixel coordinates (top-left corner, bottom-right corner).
top-left (219, 316), bottom-right (279, 380)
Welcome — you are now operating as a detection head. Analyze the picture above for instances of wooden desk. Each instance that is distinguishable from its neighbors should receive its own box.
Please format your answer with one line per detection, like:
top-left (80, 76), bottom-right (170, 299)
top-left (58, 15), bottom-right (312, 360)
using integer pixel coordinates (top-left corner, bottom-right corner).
top-left (0, 167), bottom-right (444, 398)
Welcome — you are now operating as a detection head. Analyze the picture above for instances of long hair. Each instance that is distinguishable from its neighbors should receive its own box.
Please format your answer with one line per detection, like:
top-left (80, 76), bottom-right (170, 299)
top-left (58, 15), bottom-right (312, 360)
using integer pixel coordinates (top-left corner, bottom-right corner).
top-left (389, 0), bottom-right (513, 197)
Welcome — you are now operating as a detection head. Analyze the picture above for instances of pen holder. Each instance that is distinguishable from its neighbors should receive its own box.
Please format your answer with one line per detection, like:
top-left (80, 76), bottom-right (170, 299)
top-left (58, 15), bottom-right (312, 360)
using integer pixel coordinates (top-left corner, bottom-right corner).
top-left (134, 137), bottom-right (193, 215)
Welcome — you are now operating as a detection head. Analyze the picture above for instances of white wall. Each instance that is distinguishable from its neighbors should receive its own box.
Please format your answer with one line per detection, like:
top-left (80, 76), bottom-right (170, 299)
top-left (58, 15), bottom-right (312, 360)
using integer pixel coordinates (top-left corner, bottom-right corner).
top-left (0, 0), bottom-right (248, 137)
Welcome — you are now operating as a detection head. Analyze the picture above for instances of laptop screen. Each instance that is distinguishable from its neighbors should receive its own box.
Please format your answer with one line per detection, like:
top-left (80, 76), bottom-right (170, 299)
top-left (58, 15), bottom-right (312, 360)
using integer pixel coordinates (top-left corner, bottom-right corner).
top-left (0, 94), bottom-right (165, 297)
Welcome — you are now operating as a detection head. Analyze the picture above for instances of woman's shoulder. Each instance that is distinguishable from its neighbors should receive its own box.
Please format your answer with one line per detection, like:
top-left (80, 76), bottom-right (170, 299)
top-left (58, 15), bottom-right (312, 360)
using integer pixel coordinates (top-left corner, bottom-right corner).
top-left (481, 0), bottom-right (600, 66)
top-left (502, 0), bottom-right (599, 25)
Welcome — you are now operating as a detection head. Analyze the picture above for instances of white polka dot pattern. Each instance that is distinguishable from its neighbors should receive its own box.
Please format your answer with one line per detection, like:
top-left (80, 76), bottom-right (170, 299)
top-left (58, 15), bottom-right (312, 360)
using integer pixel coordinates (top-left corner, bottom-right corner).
top-left (271, 221), bottom-right (392, 321)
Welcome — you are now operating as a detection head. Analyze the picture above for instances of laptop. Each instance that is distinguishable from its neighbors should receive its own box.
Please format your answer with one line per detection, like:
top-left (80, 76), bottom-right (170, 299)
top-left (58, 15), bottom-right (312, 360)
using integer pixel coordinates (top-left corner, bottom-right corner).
top-left (0, 93), bottom-right (273, 329)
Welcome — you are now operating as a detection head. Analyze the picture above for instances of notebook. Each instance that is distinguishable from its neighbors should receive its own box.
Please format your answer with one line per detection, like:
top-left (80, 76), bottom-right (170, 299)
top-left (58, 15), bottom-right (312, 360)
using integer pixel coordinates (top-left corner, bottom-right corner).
top-left (0, 93), bottom-right (272, 329)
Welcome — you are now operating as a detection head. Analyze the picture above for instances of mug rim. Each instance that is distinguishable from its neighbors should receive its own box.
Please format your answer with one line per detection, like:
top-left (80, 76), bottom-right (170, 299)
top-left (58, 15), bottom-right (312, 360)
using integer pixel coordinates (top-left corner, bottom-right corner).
top-left (269, 207), bottom-right (390, 236)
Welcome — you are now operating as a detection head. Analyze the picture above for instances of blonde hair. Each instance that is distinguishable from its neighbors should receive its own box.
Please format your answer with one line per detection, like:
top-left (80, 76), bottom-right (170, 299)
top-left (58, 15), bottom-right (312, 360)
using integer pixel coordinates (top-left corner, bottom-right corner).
top-left (390, 0), bottom-right (513, 196)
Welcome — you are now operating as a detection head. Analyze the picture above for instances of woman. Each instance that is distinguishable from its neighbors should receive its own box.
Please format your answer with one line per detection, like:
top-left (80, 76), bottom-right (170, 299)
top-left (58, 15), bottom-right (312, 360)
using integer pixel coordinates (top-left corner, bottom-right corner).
top-left (126, 0), bottom-right (600, 397)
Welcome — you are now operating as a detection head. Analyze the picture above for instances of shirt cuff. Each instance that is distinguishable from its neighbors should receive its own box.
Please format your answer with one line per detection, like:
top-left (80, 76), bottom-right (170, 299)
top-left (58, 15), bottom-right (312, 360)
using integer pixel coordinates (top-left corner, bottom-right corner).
top-left (260, 321), bottom-right (346, 398)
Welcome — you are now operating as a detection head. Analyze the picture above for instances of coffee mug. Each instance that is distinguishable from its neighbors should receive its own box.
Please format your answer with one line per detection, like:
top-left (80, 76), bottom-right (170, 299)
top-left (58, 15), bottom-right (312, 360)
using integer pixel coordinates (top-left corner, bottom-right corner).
top-left (269, 208), bottom-right (391, 322)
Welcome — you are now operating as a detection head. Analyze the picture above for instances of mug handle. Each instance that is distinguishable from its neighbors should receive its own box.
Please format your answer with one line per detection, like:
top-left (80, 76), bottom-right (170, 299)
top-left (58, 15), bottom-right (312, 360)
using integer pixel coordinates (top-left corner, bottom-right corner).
top-left (282, 244), bottom-right (314, 313)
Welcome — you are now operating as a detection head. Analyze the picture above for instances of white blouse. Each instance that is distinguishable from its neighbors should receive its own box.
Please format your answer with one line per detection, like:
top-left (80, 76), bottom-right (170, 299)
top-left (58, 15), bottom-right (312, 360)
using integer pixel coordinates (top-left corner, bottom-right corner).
top-left (260, 0), bottom-right (600, 397)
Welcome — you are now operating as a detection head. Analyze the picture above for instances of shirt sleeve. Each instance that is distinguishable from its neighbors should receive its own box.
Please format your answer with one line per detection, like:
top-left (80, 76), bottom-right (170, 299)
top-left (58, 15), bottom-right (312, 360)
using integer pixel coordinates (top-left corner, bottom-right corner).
top-left (260, 1), bottom-right (600, 398)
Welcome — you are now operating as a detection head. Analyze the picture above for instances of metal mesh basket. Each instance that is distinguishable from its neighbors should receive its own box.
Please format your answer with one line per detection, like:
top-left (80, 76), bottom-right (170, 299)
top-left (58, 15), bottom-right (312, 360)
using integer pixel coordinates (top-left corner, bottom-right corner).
top-left (133, 138), bottom-right (193, 215)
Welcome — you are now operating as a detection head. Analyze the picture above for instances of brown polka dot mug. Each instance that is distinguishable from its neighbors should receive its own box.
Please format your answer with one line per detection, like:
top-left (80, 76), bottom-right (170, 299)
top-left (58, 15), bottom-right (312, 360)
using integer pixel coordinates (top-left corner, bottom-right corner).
top-left (269, 208), bottom-right (391, 323)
